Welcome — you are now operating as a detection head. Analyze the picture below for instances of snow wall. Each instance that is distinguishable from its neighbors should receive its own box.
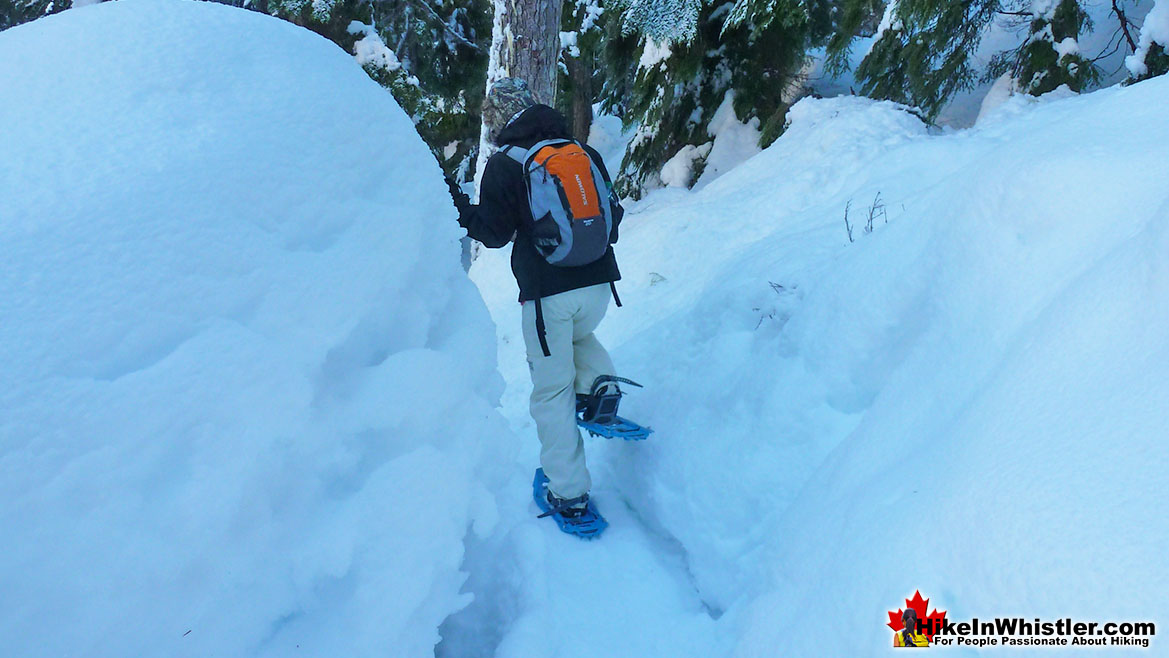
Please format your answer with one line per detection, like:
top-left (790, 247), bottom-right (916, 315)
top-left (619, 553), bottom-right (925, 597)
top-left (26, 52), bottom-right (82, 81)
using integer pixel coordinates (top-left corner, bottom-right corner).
top-left (0, 0), bottom-right (514, 655)
top-left (621, 84), bottom-right (1169, 655)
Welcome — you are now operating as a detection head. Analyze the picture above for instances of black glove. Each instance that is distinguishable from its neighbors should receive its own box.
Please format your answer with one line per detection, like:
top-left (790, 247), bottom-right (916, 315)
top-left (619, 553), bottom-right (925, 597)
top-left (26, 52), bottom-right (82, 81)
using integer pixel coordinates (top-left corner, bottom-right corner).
top-left (445, 174), bottom-right (471, 215)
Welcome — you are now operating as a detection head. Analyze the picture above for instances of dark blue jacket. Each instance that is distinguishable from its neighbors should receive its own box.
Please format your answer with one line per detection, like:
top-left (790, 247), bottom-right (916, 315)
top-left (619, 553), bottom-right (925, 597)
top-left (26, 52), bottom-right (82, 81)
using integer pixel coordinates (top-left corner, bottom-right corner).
top-left (451, 105), bottom-right (622, 302)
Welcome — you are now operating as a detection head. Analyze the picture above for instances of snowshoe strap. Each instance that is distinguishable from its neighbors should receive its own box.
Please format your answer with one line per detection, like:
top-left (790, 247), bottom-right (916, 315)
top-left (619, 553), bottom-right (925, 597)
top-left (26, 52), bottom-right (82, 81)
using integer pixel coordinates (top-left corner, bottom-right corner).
top-left (538, 491), bottom-right (590, 519)
top-left (579, 375), bottom-right (643, 424)
top-left (590, 375), bottom-right (642, 395)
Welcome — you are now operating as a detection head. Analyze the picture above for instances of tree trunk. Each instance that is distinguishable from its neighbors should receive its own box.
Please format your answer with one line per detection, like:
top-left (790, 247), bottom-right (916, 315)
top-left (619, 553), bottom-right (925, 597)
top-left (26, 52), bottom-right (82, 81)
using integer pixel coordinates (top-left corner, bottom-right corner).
top-left (567, 51), bottom-right (593, 143)
top-left (493, 0), bottom-right (561, 104)
top-left (475, 0), bottom-right (562, 193)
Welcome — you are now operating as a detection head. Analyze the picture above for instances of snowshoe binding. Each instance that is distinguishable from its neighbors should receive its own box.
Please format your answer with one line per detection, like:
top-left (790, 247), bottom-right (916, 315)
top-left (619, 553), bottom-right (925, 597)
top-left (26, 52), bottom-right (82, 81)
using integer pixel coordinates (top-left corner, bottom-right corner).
top-left (576, 375), bottom-right (653, 441)
top-left (532, 468), bottom-right (608, 540)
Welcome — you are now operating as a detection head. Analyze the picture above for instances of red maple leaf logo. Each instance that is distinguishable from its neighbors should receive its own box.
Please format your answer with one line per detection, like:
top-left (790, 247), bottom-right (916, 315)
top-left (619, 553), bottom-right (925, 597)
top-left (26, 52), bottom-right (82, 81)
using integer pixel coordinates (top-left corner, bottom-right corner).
top-left (888, 590), bottom-right (947, 642)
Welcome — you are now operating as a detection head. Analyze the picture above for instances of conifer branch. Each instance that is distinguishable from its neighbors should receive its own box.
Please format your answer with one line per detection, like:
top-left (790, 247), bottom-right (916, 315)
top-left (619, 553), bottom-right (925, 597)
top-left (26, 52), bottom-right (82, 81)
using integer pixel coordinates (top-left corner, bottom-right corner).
top-left (1110, 0), bottom-right (1138, 53)
top-left (402, 0), bottom-right (482, 51)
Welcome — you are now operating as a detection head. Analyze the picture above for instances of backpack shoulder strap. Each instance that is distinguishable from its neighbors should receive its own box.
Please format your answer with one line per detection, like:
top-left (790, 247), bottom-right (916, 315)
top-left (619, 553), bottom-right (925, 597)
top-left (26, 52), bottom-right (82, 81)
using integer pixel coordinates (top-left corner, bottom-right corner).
top-left (501, 145), bottom-right (526, 165)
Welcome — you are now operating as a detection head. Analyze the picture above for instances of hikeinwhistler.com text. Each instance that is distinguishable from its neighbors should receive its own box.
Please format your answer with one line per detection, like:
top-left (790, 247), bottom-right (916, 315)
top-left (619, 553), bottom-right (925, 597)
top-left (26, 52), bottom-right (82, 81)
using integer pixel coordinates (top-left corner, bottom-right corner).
top-left (919, 618), bottom-right (1156, 648)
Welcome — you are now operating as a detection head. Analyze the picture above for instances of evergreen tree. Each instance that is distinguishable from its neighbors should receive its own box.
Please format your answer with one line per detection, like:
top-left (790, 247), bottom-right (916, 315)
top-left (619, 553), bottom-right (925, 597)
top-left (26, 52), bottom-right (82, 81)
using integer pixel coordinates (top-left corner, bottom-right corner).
top-left (266, 0), bottom-right (372, 44)
top-left (829, 0), bottom-right (1001, 118)
top-left (1126, 0), bottom-right (1169, 81)
top-left (1130, 42), bottom-right (1169, 80)
top-left (369, 0), bottom-right (490, 178)
top-left (602, 0), bottom-right (832, 197)
top-left (618, 0), bottom-right (703, 42)
top-left (2, 0), bottom-right (72, 32)
top-left (828, 0), bottom-right (1113, 116)
top-left (986, 0), bottom-right (1098, 95)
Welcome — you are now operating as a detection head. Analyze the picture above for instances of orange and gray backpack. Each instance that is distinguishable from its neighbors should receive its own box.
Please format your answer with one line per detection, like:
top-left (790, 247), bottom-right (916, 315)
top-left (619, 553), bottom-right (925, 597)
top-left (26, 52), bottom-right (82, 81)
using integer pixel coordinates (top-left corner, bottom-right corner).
top-left (503, 139), bottom-right (617, 267)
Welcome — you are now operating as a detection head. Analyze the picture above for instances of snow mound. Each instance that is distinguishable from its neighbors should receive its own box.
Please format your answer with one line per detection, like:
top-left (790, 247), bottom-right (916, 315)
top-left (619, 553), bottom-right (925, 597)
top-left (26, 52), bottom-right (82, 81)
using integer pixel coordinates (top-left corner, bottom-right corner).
top-left (0, 1), bottom-right (511, 655)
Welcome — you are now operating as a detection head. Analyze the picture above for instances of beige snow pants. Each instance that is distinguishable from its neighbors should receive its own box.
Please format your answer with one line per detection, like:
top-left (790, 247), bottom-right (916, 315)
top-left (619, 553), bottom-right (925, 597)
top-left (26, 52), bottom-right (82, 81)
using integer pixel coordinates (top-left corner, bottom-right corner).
top-left (522, 283), bottom-right (615, 499)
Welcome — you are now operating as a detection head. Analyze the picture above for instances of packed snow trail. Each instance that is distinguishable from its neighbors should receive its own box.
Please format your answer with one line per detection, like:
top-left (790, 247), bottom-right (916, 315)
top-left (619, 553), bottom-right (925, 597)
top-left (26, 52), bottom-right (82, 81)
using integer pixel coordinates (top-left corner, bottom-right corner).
top-left (438, 466), bottom-right (726, 657)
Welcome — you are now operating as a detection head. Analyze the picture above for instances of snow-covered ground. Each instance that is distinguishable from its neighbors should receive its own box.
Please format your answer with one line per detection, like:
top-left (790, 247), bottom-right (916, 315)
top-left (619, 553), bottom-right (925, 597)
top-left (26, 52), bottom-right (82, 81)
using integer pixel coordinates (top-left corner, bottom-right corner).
top-left (468, 80), bottom-right (1169, 655)
top-left (3, 0), bottom-right (1167, 656)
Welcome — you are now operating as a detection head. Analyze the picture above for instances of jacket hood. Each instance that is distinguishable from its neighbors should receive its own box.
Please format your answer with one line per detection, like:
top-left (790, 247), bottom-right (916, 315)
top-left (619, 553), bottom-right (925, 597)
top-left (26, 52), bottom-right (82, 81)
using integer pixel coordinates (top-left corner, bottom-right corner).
top-left (494, 104), bottom-right (571, 148)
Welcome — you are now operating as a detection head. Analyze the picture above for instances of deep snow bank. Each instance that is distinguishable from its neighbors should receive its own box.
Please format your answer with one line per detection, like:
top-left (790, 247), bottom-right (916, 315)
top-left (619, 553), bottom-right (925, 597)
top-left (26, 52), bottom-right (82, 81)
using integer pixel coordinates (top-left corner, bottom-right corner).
top-left (472, 78), bottom-right (1169, 654)
top-left (725, 80), bottom-right (1169, 656)
top-left (0, 1), bottom-right (512, 655)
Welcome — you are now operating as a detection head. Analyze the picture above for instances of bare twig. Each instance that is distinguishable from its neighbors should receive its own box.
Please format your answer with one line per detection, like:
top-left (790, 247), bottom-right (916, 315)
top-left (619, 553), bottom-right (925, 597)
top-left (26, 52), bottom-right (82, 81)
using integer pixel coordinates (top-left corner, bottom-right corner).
top-left (1091, 30), bottom-right (1126, 63)
top-left (866, 191), bottom-right (886, 234)
top-left (844, 199), bottom-right (854, 243)
top-left (862, 192), bottom-right (886, 234)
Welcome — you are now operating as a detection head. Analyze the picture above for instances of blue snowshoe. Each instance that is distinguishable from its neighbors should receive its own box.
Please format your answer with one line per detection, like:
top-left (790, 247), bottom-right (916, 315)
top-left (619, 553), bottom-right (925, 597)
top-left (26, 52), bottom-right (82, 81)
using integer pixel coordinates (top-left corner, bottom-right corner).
top-left (576, 375), bottom-right (653, 441)
top-left (532, 468), bottom-right (608, 540)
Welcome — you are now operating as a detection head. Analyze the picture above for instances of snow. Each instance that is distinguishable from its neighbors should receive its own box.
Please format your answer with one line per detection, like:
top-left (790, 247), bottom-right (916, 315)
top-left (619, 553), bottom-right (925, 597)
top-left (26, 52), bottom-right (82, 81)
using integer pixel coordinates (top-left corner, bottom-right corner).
top-left (575, 0), bottom-right (604, 32)
top-left (0, 1), bottom-right (514, 655)
top-left (629, 91), bottom-right (764, 194)
top-left (638, 36), bottom-right (672, 70)
top-left (659, 143), bottom-right (710, 188)
top-left (586, 107), bottom-right (635, 174)
top-left (975, 73), bottom-right (1017, 123)
top-left (559, 30), bottom-right (580, 58)
top-left (1128, 0), bottom-right (1169, 77)
top-left (349, 20), bottom-right (402, 72)
top-left (469, 79), bottom-right (1169, 655)
top-left (1055, 36), bottom-right (1079, 58)
top-left (621, 0), bottom-right (702, 44)
top-left (1032, 0), bottom-right (1057, 18)
top-left (6, 0), bottom-right (1169, 655)
top-left (976, 82), bottom-right (1079, 126)
top-left (867, 0), bottom-right (902, 57)
top-left (692, 90), bottom-right (762, 190)
top-left (444, 140), bottom-right (460, 160)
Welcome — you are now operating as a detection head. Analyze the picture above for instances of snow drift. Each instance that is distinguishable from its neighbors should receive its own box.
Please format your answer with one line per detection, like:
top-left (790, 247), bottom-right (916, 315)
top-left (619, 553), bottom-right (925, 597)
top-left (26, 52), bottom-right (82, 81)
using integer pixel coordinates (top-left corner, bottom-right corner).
top-left (472, 79), bottom-right (1169, 654)
top-left (0, 1), bottom-right (512, 655)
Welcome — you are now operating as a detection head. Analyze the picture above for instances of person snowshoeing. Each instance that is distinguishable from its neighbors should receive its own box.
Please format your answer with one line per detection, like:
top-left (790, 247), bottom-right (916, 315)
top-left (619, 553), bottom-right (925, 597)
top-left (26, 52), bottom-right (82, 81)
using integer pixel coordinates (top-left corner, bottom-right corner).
top-left (446, 77), bottom-right (625, 538)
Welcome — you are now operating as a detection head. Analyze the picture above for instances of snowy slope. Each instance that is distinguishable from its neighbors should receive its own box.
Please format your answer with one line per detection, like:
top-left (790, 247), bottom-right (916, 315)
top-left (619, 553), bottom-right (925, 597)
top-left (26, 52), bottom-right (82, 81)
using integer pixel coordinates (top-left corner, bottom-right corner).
top-left (0, 1), bottom-right (516, 655)
top-left (470, 78), bottom-right (1169, 655)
